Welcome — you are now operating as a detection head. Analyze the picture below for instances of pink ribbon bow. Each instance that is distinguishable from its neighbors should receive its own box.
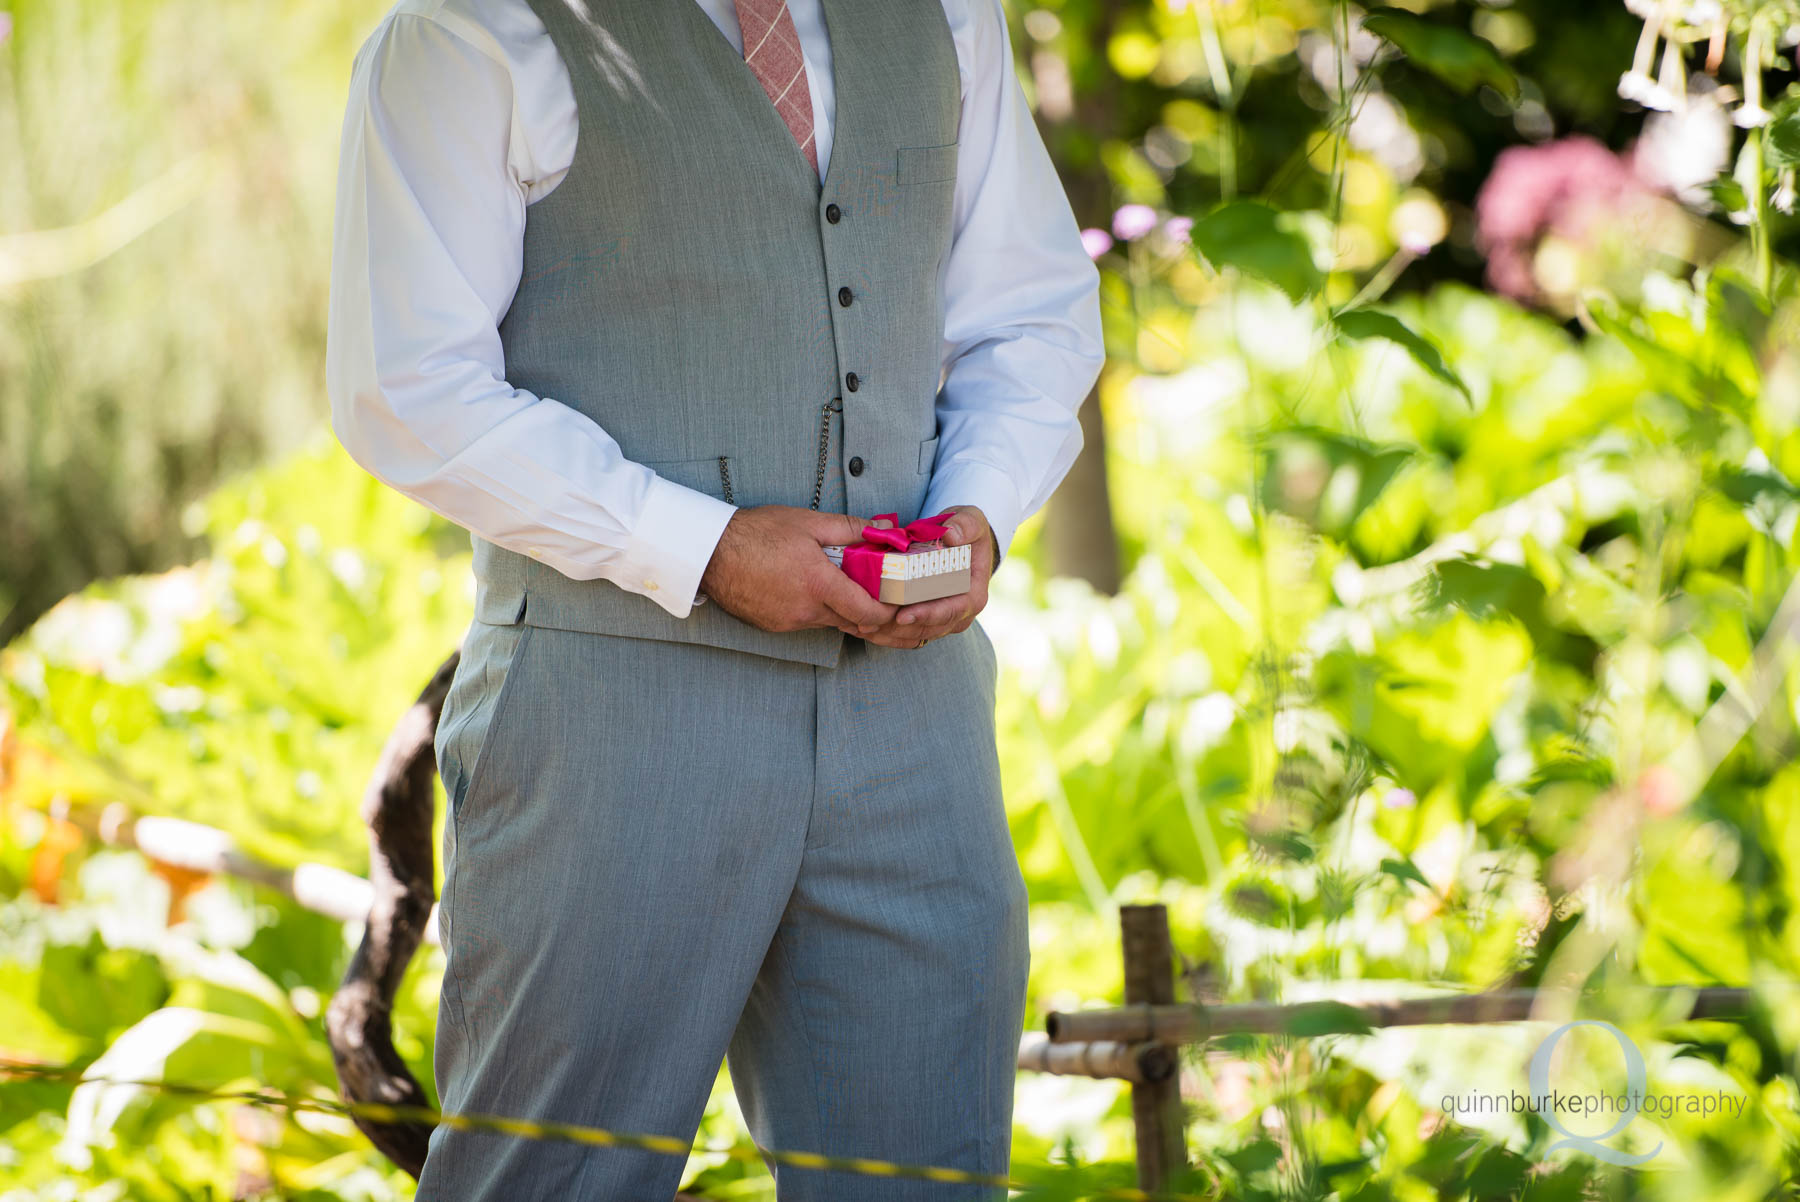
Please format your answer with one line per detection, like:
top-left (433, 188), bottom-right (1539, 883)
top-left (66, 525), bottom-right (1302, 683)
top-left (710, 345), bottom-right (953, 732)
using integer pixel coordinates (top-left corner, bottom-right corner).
top-left (841, 511), bottom-right (955, 599)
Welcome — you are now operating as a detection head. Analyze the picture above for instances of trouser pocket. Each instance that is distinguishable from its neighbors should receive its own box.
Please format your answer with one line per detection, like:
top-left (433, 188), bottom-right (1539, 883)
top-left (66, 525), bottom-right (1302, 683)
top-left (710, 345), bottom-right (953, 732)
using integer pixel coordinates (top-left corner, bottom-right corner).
top-left (435, 620), bottom-right (535, 827)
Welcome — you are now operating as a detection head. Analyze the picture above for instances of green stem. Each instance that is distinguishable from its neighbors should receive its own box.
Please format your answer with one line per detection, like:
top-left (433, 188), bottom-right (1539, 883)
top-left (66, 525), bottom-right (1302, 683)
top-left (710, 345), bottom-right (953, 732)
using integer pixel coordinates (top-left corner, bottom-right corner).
top-left (1128, 237), bottom-right (1147, 363)
top-left (1752, 128), bottom-right (1772, 298)
top-left (1628, 8), bottom-right (1660, 79)
top-left (1326, 0), bottom-right (1351, 239)
top-left (1029, 715), bottom-right (1113, 916)
top-left (1175, 749), bottom-right (1228, 883)
top-left (1745, 25), bottom-right (1773, 299)
top-left (1195, 3), bottom-right (1238, 201)
top-left (1337, 247), bottom-right (1417, 315)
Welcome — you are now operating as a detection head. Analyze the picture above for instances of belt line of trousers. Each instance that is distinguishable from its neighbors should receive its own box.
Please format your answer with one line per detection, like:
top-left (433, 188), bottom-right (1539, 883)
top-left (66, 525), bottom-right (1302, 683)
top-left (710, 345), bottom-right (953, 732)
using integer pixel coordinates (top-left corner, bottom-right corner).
top-left (417, 609), bottom-right (1030, 1201)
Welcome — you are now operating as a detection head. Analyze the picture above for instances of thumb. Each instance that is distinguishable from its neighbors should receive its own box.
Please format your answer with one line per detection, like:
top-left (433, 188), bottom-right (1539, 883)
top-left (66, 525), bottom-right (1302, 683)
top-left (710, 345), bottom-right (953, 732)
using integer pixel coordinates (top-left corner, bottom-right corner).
top-left (937, 508), bottom-right (987, 548)
top-left (805, 511), bottom-right (878, 547)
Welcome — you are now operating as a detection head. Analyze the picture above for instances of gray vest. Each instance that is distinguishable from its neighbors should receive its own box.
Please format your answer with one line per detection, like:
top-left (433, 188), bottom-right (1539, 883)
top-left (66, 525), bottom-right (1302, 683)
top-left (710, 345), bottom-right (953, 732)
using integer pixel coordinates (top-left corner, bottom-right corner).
top-left (472, 0), bottom-right (960, 668)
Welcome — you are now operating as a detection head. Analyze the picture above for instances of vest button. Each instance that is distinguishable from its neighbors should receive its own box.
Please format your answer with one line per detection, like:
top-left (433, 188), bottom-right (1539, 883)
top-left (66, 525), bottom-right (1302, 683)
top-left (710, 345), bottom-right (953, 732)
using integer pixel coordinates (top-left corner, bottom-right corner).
top-left (838, 286), bottom-right (854, 307)
top-left (845, 372), bottom-right (860, 392)
top-left (848, 456), bottom-right (866, 477)
top-left (825, 203), bottom-right (842, 224)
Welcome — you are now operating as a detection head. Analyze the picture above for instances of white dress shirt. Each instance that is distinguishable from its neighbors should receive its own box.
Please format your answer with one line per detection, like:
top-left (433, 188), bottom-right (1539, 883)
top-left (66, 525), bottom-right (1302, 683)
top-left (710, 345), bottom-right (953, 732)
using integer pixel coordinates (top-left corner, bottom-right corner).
top-left (326, 0), bottom-right (1103, 619)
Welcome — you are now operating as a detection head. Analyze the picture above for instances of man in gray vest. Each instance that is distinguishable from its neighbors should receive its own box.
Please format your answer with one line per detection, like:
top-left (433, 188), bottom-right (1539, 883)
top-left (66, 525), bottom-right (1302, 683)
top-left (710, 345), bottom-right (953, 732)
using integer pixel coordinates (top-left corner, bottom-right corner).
top-left (327, 0), bottom-right (1102, 1196)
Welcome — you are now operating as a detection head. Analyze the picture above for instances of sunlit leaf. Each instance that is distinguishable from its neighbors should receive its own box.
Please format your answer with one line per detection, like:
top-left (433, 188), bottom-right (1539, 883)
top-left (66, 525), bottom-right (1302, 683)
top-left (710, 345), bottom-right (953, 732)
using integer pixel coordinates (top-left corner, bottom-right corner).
top-left (1189, 201), bottom-right (1323, 302)
top-left (1362, 7), bottom-right (1521, 103)
top-left (1333, 308), bottom-right (1471, 403)
top-left (1315, 613), bottom-right (1532, 797)
top-left (37, 939), bottom-right (168, 1042)
top-left (1258, 426), bottom-right (1416, 538)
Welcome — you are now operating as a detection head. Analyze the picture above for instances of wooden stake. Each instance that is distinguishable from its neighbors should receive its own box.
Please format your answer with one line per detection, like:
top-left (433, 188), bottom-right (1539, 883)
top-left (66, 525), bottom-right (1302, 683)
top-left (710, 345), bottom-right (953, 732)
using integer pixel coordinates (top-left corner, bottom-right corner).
top-left (1120, 904), bottom-right (1186, 1191)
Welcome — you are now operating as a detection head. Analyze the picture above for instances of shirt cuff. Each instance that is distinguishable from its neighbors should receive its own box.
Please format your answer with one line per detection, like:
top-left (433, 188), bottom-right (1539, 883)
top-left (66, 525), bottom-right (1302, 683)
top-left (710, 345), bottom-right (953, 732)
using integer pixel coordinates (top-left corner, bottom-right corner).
top-left (921, 459), bottom-right (1023, 567)
top-left (615, 475), bottom-right (736, 619)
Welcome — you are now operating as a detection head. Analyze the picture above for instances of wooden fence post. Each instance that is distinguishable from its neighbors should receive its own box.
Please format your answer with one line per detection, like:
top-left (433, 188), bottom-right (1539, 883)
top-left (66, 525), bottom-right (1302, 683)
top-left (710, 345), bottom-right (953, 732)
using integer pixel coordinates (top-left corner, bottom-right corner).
top-left (1120, 903), bottom-right (1186, 1191)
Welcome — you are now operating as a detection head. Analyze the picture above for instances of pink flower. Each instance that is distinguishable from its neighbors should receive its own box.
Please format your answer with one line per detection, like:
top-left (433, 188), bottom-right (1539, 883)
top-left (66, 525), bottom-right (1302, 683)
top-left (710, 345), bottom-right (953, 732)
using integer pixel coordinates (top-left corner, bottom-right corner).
top-left (1473, 135), bottom-right (1651, 302)
top-left (1637, 765), bottom-right (1685, 817)
top-left (1080, 227), bottom-right (1115, 259)
top-left (1383, 788), bottom-right (1417, 810)
top-left (1161, 215), bottom-right (1194, 244)
top-left (1112, 203), bottom-right (1159, 241)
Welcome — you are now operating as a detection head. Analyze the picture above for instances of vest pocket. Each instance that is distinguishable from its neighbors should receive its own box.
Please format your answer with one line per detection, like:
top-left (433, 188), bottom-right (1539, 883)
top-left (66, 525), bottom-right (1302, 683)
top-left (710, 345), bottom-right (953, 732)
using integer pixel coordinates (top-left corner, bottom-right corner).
top-left (642, 454), bottom-right (735, 504)
top-left (918, 435), bottom-right (940, 474)
top-left (898, 142), bottom-right (958, 186)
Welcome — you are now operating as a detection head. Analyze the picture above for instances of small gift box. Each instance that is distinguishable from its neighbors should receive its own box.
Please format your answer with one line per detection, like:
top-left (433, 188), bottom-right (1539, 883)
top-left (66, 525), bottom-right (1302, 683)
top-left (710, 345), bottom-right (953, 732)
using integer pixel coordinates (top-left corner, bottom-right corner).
top-left (825, 512), bottom-right (972, 605)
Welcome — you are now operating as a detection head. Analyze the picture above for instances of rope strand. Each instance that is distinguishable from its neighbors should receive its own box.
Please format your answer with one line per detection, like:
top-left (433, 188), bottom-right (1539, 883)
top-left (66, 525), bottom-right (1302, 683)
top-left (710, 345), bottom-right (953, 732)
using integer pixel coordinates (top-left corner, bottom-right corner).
top-left (0, 1059), bottom-right (1209, 1201)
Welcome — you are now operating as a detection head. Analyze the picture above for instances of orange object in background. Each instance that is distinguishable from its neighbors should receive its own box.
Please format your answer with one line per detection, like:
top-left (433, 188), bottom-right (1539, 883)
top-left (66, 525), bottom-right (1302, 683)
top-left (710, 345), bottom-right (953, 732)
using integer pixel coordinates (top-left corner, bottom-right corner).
top-left (28, 815), bottom-right (83, 904)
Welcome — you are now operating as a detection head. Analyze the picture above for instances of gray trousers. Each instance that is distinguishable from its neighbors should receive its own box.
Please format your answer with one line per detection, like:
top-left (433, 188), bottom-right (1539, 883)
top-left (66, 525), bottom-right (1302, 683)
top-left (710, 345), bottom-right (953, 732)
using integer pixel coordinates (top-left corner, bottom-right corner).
top-left (417, 617), bottom-right (1030, 1200)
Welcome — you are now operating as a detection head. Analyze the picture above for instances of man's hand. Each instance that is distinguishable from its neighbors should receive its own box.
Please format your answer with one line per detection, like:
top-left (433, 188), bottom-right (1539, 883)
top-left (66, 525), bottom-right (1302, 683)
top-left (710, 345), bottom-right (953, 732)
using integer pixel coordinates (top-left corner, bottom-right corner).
top-left (699, 506), bottom-right (898, 636)
top-left (859, 505), bottom-right (996, 649)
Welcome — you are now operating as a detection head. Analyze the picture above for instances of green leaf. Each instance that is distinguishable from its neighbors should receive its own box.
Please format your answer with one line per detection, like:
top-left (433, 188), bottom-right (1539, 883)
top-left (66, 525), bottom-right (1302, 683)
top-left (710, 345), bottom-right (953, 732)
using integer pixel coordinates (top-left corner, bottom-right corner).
top-left (1584, 292), bottom-right (1758, 414)
top-left (1224, 1138), bottom-right (1284, 1175)
top-left (1768, 93), bottom-right (1800, 170)
top-left (1708, 175), bottom-right (1749, 213)
top-left (1257, 426), bottom-right (1416, 538)
top-left (1314, 613), bottom-right (1533, 797)
top-left (1249, 827), bottom-right (1315, 863)
top-left (1362, 7), bottom-right (1520, 103)
top-left (62, 1006), bottom-right (312, 1151)
top-left (1280, 1000), bottom-right (1376, 1037)
top-left (1189, 201), bottom-right (1324, 302)
top-left (1226, 876), bottom-right (1295, 926)
top-left (1461, 1146), bottom-right (1532, 1197)
top-left (1333, 308), bottom-right (1472, 403)
top-left (1379, 857), bottom-right (1433, 892)
top-left (36, 938), bottom-right (169, 1043)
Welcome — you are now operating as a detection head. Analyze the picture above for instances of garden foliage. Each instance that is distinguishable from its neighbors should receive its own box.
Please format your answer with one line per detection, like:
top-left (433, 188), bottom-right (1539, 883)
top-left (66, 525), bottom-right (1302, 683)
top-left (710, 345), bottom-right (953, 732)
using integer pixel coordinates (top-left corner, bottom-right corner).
top-left (5, 0), bottom-right (1800, 1198)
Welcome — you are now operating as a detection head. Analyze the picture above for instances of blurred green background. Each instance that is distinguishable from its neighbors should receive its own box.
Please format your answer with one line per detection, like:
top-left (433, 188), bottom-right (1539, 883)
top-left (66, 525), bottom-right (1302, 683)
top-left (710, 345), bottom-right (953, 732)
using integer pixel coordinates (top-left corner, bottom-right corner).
top-left (5, 0), bottom-right (1800, 1197)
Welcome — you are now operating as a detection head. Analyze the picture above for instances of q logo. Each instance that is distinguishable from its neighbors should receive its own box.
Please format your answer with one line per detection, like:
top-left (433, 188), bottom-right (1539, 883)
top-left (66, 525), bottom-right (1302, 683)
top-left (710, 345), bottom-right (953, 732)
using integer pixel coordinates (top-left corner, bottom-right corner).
top-left (1527, 1020), bottom-right (1662, 1166)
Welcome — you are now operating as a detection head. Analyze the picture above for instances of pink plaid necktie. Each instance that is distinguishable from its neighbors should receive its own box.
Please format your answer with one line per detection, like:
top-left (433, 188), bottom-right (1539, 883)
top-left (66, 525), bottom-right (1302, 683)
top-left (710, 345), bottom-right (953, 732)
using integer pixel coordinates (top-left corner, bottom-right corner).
top-left (732, 0), bottom-right (819, 177)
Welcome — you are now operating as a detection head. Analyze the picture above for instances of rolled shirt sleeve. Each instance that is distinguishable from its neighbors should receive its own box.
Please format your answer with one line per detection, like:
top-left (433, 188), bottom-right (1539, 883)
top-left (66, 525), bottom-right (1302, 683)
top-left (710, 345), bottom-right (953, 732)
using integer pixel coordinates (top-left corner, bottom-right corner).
top-left (921, 0), bottom-right (1105, 561)
top-left (324, 10), bottom-right (734, 619)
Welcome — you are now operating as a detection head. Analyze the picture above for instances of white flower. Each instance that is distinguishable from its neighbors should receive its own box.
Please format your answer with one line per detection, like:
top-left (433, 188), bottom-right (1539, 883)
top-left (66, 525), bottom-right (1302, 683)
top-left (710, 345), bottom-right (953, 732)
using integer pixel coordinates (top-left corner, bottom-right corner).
top-left (1618, 70), bottom-right (1674, 110)
top-left (1634, 93), bottom-right (1731, 205)
top-left (1733, 103), bottom-right (1771, 129)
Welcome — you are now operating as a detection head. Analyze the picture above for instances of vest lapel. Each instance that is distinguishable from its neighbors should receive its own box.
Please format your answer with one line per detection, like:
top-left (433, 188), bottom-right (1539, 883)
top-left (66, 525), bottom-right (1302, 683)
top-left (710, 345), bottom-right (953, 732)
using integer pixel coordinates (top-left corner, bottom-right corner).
top-left (669, 0), bottom-right (836, 190)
